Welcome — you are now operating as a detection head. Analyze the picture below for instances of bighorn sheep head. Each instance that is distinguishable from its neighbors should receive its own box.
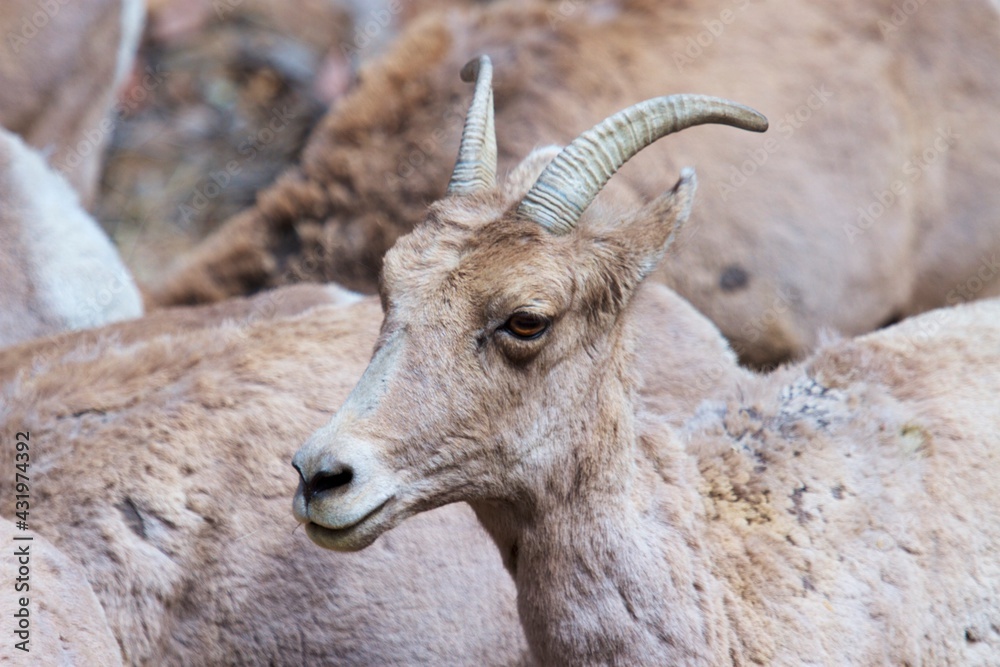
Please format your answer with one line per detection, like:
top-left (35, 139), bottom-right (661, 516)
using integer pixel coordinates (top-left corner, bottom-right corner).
top-left (292, 55), bottom-right (766, 551)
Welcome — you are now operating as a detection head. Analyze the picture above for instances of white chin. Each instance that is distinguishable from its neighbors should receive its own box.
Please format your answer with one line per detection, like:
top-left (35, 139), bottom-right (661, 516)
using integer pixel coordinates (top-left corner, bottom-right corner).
top-left (304, 499), bottom-right (393, 551)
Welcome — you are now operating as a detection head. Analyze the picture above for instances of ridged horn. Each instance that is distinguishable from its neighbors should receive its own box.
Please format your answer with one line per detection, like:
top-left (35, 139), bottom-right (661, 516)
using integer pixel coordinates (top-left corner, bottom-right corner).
top-left (517, 95), bottom-right (768, 234)
top-left (447, 55), bottom-right (497, 195)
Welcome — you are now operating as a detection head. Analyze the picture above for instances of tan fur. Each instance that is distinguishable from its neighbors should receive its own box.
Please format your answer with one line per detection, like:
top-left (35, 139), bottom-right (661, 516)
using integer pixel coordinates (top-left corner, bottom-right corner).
top-left (0, 519), bottom-right (123, 666)
top-left (0, 127), bottom-right (143, 348)
top-left (0, 0), bottom-right (144, 206)
top-left (293, 145), bottom-right (1000, 664)
top-left (0, 270), bottom-right (733, 665)
top-left (153, 0), bottom-right (1000, 366)
top-left (0, 286), bottom-right (526, 666)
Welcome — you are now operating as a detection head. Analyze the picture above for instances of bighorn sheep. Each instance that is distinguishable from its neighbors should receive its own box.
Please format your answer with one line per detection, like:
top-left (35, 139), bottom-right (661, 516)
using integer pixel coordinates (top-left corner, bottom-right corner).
top-left (293, 57), bottom-right (1000, 664)
top-left (0, 0), bottom-right (144, 206)
top-left (0, 285), bottom-right (526, 665)
top-left (153, 0), bottom-right (1000, 366)
top-left (0, 126), bottom-right (143, 349)
top-left (0, 519), bottom-right (123, 665)
top-left (0, 257), bottom-right (743, 664)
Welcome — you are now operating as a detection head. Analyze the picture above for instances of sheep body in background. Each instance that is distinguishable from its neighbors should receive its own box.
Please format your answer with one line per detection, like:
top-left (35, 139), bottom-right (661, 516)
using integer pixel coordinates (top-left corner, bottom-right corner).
top-left (0, 261), bottom-right (748, 664)
top-left (0, 519), bottom-right (123, 666)
top-left (0, 285), bottom-right (527, 666)
top-left (0, 0), bottom-right (144, 206)
top-left (0, 127), bottom-right (143, 348)
top-left (154, 0), bottom-right (1000, 366)
top-left (293, 62), bottom-right (1000, 664)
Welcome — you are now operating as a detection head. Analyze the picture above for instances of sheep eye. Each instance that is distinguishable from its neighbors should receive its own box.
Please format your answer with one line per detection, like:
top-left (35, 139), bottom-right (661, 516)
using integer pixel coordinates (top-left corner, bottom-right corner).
top-left (503, 312), bottom-right (549, 340)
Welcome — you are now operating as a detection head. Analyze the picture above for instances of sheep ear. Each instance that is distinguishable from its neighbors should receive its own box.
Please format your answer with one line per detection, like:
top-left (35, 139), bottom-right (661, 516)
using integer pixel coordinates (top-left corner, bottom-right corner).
top-left (579, 170), bottom-right (697, 316)
top-left (613, 168), bottom-right (697, 282)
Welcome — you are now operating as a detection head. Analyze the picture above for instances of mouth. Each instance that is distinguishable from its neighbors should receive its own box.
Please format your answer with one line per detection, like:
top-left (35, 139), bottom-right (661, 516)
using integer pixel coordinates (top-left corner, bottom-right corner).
top-left (304, 496), bottom-right (393, 551)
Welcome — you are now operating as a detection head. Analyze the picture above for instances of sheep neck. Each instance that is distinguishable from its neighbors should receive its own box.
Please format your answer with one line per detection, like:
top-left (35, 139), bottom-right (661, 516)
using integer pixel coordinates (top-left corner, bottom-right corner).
top-left (471, 335), bottom-right (729, 665)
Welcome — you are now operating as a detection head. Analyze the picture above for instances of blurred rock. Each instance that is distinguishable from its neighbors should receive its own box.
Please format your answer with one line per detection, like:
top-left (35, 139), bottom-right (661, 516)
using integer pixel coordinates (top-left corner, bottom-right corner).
top-left (98, 0), bottom-right (494, 285)
top-left (97, 0), bottom-right (352, 284)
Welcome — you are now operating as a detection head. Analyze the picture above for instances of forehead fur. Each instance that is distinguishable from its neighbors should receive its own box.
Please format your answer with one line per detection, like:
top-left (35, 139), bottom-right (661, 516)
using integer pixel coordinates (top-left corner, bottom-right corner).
top-left (379, 144), bottom-right (652, 321)
top-left (381, 146), bottom-right (568, 290)
top-left (381, 192), bottom-right (582, 310)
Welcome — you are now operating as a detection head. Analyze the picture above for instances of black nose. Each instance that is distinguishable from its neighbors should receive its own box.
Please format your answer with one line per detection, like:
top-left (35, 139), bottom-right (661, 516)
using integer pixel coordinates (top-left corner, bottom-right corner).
top-left (293, 461), bottom-right (354, 504)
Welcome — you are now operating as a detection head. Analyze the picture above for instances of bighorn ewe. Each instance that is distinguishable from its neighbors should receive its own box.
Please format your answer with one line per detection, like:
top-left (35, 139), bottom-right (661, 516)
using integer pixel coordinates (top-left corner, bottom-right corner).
top-left (0, 126), bottom-right (143, 349)
top-left (0, 0), bottom-right (144, 205)
top-left (293, 57), bottom-right (1000, 664)
top-left (0, 266), bottom-right (743, 663)
top-left (154, 0), bottom-right (1000, 366)
top-left (0, 285), bottom-right (526, 666)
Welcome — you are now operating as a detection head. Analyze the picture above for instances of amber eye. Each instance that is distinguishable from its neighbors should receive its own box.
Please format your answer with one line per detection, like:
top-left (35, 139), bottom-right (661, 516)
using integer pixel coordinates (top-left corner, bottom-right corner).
top-left (503, 312), bottom-right (550, 340)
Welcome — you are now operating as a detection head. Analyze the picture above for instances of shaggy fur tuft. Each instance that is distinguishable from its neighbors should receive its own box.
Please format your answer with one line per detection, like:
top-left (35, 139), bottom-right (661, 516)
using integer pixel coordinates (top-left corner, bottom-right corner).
top-left (153, 0), bottom-right (1000, 366)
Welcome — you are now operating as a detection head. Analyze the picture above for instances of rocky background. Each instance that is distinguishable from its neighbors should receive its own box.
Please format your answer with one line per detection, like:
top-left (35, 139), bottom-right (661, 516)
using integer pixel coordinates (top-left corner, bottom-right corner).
top-left (98, 0), bottom-right (463, 284)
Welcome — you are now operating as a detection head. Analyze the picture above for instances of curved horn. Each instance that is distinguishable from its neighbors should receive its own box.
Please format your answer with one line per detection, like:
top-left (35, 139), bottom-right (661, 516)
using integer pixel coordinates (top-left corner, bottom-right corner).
top-left (447, 55), bottom-right (498, 195)
top-left (517, 95), bottom-right (768, 234)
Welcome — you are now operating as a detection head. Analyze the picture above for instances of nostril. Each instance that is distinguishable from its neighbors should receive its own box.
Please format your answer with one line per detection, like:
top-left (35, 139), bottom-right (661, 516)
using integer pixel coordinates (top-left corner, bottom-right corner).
top-left (305, 463), bottom-right (354, 502)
